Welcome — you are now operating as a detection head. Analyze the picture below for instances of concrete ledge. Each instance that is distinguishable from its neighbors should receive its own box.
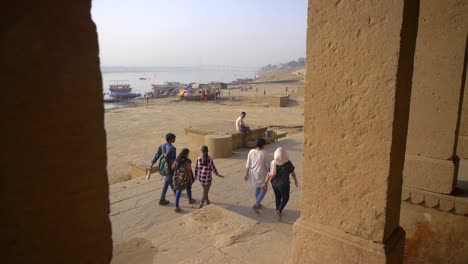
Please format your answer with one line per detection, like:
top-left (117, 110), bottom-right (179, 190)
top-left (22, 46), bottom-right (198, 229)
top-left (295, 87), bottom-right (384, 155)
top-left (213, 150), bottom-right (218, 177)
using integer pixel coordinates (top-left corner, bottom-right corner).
top-left (402, 186), bottom-right (468, 216)
top-left (403, 155), bottom-right (457, 194)
top-left (292, 219), bottom-right (405, 264)
top-left (185, 126), bottom-right (269, 159)
top-left (231, 127), bottom-right (268, 149)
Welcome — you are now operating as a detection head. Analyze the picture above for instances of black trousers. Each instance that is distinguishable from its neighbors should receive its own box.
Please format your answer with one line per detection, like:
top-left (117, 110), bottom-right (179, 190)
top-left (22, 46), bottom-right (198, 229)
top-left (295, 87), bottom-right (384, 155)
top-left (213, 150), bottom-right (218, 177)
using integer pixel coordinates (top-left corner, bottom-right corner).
top-left (272, 184), bottom-right (290, 213)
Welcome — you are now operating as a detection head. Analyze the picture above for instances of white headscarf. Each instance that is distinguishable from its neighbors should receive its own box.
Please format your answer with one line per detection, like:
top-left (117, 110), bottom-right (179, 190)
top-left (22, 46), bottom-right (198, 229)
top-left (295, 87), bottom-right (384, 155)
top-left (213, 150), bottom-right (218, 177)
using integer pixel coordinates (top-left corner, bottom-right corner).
top-left (270, 147), bottom-right (289, 177)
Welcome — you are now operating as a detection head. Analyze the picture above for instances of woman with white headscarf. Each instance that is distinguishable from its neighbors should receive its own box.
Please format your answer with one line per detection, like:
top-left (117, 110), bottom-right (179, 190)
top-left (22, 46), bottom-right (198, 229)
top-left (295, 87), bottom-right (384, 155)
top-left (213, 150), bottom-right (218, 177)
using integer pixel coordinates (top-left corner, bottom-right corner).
top-left (263, 147), bottom-right (298, 220)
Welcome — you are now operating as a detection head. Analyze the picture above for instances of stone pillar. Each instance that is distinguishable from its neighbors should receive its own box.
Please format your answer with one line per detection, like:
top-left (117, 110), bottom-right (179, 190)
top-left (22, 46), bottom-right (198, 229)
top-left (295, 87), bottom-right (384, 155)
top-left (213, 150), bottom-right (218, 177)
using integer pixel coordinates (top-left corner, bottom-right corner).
top-left (404, 0), bottom-right (468, 194)
top-left (1, 1), bottom-right (112, 263)
top-left (456, 39), bottom-right (468, 162)
top-left (292, 0), bottom-right (418, 263)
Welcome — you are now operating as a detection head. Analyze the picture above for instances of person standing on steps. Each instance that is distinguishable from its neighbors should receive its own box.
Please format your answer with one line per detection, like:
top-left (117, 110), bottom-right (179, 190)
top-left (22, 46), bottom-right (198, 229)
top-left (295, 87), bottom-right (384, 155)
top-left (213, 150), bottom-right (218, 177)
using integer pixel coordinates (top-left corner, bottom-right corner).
top-left (195, 145), bottom-right (223, 209)
top-left (150, 133), bottom-right (177, 205)
top-left (263, 147), bottom-right (298, 220)
top-left (244, 138), bottom-right (269, 214)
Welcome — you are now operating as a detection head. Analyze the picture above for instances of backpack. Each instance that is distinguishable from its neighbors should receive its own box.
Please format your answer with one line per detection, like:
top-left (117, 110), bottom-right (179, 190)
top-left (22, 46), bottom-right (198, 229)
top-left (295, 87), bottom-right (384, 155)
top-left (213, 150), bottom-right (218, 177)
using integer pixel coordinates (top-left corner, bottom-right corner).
top-left (158, 146), bottom-right (174, 176)
top-left (173, 160), bottom-right (189, 191)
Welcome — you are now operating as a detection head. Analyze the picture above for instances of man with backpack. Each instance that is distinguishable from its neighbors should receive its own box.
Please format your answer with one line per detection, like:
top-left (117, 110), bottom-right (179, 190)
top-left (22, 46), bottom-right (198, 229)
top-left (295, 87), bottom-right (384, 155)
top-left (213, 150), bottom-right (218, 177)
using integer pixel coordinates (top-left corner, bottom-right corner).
top-left (150, 133), bottom-right (177, 205)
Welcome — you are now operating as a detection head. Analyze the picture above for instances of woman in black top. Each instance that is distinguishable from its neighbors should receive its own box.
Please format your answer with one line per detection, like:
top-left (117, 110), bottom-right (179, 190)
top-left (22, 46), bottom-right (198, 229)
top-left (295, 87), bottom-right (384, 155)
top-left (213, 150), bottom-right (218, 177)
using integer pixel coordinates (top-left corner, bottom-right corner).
top-left (263, 147), bottom-right (298, 220)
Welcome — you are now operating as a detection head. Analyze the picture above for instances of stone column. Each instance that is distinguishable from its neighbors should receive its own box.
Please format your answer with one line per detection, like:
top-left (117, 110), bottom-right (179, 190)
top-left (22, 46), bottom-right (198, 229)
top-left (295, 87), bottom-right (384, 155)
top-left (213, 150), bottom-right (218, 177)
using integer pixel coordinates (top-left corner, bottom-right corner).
top-left (292, 0), bottom-right (418, 263)
top-left (457, 63), bottom-right (468, 160)
top-left (1, 0), bottom-right (112, 263)
top-left (404, 0), bottom-right (468, 194)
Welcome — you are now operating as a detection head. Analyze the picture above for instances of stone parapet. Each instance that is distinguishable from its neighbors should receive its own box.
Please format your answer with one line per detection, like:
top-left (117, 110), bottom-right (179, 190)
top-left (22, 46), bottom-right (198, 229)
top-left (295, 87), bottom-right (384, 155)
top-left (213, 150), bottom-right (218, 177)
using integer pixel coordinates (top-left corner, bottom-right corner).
top-left (402, 186), bottom-right (468, 216)
top-left (292, 219), bottom-right (405, 264)
top-left (403, 155), bottom-right (457, 194)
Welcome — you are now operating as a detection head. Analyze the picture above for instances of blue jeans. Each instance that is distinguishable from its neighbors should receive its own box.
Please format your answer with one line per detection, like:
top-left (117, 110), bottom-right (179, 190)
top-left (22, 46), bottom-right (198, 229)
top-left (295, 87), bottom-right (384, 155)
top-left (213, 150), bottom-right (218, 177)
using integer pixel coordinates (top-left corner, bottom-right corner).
top-left (160, 173), bottom-right (175, 200)
top-left (175, 183), bottom-right (193, 208)
top-left (255, 187), bottom-right (267, 206)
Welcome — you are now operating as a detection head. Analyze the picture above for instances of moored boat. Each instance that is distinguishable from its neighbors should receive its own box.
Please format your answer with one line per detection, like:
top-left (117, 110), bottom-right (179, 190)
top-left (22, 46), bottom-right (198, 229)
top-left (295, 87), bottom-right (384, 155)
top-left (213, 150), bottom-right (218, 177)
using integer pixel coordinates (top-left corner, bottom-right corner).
top-left (108, 80), bottom-right (141, 99)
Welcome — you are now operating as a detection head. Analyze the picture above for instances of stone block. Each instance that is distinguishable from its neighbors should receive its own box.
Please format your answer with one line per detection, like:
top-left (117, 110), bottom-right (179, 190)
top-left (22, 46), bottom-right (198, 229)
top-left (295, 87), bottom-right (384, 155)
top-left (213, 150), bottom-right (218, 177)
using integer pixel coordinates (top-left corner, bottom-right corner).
top-left (403, 155), bottom-right (456, 194)
top-left (423, 196), bottom-right (439, 208)
top-left (292, 220), bottom-right (405, 264)
top-left (409, 193), bottom-right (424, 204)
top-left (269, 95), bottom-right (289, 107)
top-left (405, 0), bottom-right (468, 159)
top-left (439, 198), bottom-right (455, 212)
top-left (206, 134), bottom-right (232, 158)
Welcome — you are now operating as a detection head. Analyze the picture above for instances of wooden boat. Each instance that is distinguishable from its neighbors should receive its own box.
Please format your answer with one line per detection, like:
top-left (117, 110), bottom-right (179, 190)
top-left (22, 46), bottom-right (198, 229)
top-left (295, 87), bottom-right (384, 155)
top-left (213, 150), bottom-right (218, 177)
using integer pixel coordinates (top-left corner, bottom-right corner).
top-left (108, 80), bottom-right (141, 99)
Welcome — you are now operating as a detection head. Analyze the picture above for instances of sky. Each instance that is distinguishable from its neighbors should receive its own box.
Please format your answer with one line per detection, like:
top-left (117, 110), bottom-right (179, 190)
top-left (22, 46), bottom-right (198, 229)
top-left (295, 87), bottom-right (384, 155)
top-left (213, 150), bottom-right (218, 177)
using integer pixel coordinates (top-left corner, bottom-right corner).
top-left (91, 0), bottom-right (307, 69)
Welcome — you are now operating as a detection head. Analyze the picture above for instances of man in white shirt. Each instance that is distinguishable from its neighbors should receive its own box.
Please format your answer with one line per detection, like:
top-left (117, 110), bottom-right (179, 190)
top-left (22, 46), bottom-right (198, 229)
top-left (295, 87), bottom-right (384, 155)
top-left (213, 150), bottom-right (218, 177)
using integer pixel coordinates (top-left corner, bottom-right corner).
top-left (236, 112), bottom-right (252, 145)
top-left (236, 112), bottom-right (252, 133)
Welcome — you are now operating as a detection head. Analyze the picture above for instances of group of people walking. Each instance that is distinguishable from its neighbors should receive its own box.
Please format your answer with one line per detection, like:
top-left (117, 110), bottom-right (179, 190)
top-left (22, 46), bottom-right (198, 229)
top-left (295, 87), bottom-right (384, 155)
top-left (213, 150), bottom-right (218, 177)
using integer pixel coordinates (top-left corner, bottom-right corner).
top-left (245, 138), bottom-right (298, 219)
top-left (151, 130), bottom-right (298, 220)
top-left (149, 133), bottom-right (223, 212)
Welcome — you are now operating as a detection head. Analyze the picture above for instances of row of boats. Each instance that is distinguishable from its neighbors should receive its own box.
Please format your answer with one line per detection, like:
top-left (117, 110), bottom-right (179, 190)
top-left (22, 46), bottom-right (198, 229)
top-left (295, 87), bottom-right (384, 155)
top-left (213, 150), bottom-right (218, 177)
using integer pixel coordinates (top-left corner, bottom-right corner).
top-left (104, 80), bottom-right (228, 102)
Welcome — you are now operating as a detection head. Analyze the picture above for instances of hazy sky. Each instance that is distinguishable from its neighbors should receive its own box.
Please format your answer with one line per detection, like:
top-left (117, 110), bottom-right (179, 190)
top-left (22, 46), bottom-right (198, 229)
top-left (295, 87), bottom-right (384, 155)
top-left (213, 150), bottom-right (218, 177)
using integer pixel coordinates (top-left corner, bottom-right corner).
top-left (91, 0), bottom-right (307, 68)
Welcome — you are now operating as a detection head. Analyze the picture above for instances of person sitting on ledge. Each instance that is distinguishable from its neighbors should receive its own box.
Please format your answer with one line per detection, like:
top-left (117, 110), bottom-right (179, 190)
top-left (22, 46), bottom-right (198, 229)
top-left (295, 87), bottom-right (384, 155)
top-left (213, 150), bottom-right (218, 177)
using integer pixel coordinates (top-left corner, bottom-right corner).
top-left (236, 112), bottom-right (252, 145)
top-left (236, 111), bottom-right (252, 136)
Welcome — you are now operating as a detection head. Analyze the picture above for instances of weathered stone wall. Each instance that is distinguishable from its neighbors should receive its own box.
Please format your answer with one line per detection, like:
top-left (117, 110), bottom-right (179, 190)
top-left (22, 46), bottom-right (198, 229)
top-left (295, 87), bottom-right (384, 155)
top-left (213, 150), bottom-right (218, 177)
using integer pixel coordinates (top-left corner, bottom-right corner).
top-left (1, 1), bottom-right (112, 263)
top-left (293, 0), bottom-right (418, 262)
top-left (404, 0), bottom-right (468, 194)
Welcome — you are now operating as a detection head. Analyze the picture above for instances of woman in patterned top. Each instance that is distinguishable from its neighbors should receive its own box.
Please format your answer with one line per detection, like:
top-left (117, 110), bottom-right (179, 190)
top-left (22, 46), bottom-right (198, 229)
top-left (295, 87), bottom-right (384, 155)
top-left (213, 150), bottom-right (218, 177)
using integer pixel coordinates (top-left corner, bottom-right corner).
top-left (263, 147), bottom-right (298, 220)
top-left (195, 145), bottom-right (223, 208)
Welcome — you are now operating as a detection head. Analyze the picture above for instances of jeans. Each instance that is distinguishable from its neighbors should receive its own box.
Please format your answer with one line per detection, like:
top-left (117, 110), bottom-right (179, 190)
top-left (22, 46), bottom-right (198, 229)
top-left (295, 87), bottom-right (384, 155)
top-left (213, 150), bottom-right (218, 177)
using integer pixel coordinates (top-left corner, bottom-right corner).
top-left (200, 183), bottom-right (212, 206)
top-left (160, 173), bottom-right (175, 200)
top-left (272, 184), bottom-right (290, 213)
top-left (254, 187), bottom-right (267, 207)
top-left (175, 183), bottom-right (192, 208)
